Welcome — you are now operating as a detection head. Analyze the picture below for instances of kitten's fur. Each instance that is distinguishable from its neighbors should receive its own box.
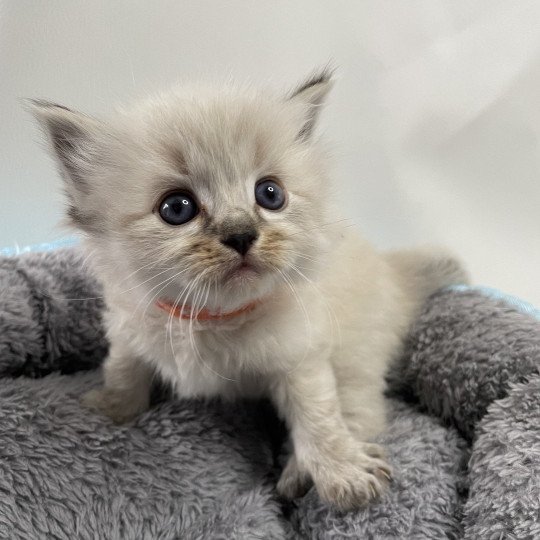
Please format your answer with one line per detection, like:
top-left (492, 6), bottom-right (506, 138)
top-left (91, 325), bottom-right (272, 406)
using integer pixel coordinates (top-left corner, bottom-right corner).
top-left (31, 70), bottom-right (467, 511)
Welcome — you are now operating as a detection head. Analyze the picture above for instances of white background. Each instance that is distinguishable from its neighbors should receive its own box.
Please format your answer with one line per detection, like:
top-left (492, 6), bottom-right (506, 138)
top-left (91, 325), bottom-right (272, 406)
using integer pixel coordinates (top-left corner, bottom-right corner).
top-left (1, 1), bottom-right (539, 304)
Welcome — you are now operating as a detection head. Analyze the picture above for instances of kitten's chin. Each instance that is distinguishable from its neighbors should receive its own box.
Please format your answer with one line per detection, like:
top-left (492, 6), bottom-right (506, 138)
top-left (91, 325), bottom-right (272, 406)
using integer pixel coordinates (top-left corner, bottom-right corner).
top-left (218, 260), bottom-right (281, 306)
top-left (223, 261), bottom-right (260, 285)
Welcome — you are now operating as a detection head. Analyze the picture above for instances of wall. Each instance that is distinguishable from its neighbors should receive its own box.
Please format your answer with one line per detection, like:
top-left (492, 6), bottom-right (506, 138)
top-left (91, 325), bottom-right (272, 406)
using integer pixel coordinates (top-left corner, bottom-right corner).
top-left (1, 1), bottom-right (539, 303)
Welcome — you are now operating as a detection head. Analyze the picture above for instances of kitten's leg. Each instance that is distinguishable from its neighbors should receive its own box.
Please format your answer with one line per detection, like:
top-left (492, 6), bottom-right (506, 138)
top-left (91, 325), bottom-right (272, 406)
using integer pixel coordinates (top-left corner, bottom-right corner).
top-left (333, 335), bottom-right (395, 456)
top-left (82, 343), bottom-right (154, 424)
top-left (272, 360), bottom-right (391, 510)
top-left (339, 384), bottom-right (390, 458)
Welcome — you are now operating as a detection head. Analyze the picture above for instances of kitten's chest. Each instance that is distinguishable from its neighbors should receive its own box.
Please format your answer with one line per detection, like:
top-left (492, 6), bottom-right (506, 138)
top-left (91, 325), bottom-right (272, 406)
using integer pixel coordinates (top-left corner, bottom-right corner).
top-left (119, 292), bottom-right (324, 397)
top-left (139, 316), bottom-right (271, 399)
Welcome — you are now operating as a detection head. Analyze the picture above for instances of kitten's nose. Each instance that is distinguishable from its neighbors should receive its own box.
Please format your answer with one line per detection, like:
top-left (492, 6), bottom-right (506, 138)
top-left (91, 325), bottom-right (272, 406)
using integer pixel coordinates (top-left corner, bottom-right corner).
top-left (221, 231), bottom-right (258, 256)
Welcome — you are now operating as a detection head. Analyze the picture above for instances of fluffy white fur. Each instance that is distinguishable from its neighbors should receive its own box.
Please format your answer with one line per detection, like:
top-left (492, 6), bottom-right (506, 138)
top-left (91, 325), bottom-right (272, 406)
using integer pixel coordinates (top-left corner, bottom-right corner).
top-left (31, 70), bottom-right (467, 511)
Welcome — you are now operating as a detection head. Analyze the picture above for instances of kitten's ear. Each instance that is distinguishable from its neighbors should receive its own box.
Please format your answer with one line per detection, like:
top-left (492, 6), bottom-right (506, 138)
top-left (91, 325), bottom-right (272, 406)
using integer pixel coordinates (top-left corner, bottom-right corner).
top-left (288, 68), bottom-right (334, 140)
top-left (28, 100), bottom-right (104, 195)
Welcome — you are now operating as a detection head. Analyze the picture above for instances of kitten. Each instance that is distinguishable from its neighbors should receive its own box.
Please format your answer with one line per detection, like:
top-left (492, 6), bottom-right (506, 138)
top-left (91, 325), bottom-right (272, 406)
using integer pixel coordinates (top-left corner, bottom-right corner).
top-left (31, 69), bottom-right (467, 511)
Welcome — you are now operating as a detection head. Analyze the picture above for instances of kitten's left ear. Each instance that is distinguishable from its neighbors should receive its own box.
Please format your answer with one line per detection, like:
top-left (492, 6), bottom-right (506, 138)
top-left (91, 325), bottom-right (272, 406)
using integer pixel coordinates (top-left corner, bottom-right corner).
top-left (288, 67), bottom-right (335, 140)
top-left (27, 99), bottom-right (106, 195)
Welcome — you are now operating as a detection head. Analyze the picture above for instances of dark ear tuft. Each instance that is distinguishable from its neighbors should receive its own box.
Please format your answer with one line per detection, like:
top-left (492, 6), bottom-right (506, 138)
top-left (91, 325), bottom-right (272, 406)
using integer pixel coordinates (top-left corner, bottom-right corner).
top-left (27, 100), bottom-right (108, 233)
top-left (27, 100), bottom-right (101, 194)
top-left (288, 66), bottom-right (335, 140)
top-left (27, 99), bottom-right (74, 113)
top-left (289, 66), bottom-right (335, 100)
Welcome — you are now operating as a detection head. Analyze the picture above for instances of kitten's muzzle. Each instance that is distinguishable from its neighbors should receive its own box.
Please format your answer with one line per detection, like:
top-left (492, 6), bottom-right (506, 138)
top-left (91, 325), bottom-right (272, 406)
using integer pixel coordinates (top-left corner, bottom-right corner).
top-left (221, 231), bottom-right (258, 256)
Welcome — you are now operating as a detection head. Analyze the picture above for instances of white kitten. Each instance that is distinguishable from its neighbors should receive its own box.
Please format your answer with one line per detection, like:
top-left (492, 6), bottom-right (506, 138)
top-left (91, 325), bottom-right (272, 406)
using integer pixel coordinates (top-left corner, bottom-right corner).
top-left (31, 69), bottom-right (467, 510)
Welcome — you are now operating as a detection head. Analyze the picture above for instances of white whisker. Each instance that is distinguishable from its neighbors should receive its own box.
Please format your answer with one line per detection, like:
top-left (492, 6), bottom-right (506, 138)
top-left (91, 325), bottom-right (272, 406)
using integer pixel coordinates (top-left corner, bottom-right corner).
top-left (165, 274), bottom-right (201, 359)
top-left (181, 274), bottom-right (238, 383)
top-left (135, 268), bottom-right (188, 319)
top-left (274, 267), bottom-right (313, 375)
top-left (31, 260), bottom-right (175, 303)
top-left (287, 218), bottom-right (354, 238)
top-left (289, 263), bottom-right (342, 352)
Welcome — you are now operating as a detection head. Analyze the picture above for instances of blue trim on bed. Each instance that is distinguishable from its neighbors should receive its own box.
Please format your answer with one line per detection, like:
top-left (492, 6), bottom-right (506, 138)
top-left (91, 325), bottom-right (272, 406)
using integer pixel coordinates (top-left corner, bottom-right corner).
top-left (0, 236), bottom-right (80, 257)
top-left (449, 285), bottom-right (540, 321)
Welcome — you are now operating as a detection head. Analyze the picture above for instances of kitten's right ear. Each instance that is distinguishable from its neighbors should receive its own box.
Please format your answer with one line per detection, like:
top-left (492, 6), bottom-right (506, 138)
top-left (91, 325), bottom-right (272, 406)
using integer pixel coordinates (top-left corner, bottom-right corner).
top-left (27, 100), bottom-right (104, 195)
top-left (288, 67), bottom-right (335, 140)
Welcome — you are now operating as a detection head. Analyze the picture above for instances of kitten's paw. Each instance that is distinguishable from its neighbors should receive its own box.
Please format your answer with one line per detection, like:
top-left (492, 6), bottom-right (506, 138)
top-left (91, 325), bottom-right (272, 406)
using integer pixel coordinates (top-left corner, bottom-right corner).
top-left (359, 442), bottom-right (387, 459)
top-left (314, 453), bottom-right (392, 511)
top-left (81, 387), bottom-right (149, 424)
top-left (277, 455), bottom-right (313, 499)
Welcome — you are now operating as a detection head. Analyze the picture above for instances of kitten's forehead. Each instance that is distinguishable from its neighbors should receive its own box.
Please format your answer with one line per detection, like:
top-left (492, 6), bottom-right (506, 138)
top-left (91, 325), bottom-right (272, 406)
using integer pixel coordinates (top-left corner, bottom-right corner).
top-left (108, 85), bottom-right (324, 222)
top-left (133, 89), bottom-right (302, 187)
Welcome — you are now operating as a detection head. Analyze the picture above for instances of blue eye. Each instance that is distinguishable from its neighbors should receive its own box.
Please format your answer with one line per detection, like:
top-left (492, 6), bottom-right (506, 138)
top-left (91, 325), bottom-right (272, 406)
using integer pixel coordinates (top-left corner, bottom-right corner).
top-left (158, 192), bottom-right (198, 225)
top-left (255, 178), bottom-right (286, 210)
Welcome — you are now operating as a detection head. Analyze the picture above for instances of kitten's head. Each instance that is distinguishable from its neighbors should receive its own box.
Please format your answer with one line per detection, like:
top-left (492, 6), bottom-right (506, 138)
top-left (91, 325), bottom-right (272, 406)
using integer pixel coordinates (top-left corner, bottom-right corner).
top-left (31, 69), bottom-right (336, 313)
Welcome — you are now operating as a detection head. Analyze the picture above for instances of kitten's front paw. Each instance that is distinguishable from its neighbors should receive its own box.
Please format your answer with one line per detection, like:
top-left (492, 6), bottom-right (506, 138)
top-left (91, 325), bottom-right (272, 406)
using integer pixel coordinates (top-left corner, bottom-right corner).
top-left (81, 387), bottom-right (149, 424)
top-left (277, 455), bottom-right (313, 499)
top-left (313, 452), bottom-right (392, 511)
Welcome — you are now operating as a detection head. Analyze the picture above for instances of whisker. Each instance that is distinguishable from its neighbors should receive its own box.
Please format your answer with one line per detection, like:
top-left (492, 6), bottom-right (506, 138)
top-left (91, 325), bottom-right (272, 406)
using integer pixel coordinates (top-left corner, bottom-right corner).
top-left (122, 258), bottom-right (166, 284)
top-left (272, 267), bottom-right (313, 375)
top-left (138, 276), bottom-right (179, 321)
top-left (28, 260), bottom-right (176, 303)
top-left (287, 218), bottom-right (355, 238)
top-left (136, 268), bottom-right (189, 319)
top-left (181, 273), bottom-right (238, 383)
top-left (79, 248), bottom-right (98, 271)
top-left (289, 263), bottom-right (342, 352)
top-left (167, 275), bottom-right (200, 358)
top-left (197, 280), bottom-right (212, 319)
top-left (165, 288), bottom-right (183, 357)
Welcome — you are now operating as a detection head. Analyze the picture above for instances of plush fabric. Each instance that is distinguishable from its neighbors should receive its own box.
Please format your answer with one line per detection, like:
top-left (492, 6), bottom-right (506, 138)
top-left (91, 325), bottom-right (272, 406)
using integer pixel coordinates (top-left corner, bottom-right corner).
top-left (386, 287), bottom-right (540, 441)
top-left (0, 248), bottom-right (538, 539)
top-left (0, 249), bottom-right (107, 377)
top-left (463, 377), bottom-right (540, 540)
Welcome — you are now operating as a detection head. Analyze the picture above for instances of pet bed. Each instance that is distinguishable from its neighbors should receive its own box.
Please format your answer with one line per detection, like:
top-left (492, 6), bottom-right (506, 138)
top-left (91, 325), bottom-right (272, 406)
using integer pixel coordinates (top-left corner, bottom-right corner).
top-left (0, 246), bottom-right (538, 539)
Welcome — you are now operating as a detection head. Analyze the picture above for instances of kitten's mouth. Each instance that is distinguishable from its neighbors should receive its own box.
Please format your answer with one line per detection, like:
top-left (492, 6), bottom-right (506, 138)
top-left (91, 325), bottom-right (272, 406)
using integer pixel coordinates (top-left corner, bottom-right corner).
top-left (224, 260), bottom-right (260, 282)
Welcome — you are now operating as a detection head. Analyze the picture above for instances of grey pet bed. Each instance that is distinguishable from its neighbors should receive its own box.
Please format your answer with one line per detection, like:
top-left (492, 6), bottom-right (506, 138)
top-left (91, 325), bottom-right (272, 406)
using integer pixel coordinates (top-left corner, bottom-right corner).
top-left (0, 248), bottom-right (538, 539)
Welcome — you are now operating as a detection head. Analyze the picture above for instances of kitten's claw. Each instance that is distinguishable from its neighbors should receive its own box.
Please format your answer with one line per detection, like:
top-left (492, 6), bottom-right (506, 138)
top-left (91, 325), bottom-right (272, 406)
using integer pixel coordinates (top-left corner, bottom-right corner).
top-left (376, 468), bottom-right (392, 482)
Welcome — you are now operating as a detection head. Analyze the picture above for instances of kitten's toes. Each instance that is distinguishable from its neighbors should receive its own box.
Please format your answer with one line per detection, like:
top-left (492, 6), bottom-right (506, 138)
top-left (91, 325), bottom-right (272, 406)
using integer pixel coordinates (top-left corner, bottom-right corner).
top-left (359, 442), bottom-right (387, 459)
top-left (315, 455), bottom-right (392, 511)
top-left (277, 455), bottom-right (313, 499)
top-left (81, 387), bottom-right (149, 424)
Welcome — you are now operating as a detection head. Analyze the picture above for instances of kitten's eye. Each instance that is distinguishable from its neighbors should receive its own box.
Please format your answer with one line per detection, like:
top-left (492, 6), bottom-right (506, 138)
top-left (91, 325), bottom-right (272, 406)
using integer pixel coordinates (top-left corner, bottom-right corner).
top-left (255, 178), bottom-right (286, 210)
top-left (158, 191), bottom-right (199, 225)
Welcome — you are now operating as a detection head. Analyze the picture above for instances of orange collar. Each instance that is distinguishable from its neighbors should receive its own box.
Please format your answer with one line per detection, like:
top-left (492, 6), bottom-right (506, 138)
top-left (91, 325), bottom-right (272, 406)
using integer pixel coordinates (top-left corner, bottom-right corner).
top-left (156, 298), bottom-right (262, 321)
